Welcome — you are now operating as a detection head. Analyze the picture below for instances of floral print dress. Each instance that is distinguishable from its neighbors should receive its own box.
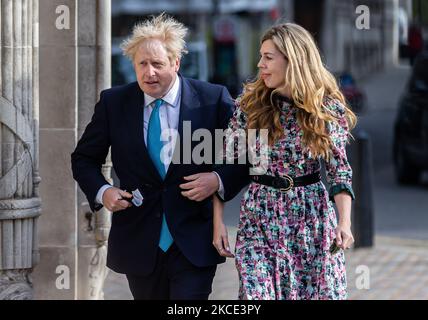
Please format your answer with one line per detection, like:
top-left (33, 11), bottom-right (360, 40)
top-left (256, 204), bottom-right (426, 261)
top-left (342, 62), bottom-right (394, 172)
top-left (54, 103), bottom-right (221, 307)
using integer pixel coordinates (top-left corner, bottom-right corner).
top-left (228, 95), bottom-right (355, 300)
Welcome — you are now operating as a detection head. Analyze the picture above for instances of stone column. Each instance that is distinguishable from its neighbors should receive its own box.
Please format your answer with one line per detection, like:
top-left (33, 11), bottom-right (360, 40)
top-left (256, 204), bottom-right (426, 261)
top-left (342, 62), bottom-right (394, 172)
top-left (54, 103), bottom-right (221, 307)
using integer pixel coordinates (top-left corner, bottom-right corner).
top-left (32, 0), bottom-right (111, 299)
top-left (0, 0), bottom-right (41, 300)
top-left (76, 0), bottom-right (111, 300)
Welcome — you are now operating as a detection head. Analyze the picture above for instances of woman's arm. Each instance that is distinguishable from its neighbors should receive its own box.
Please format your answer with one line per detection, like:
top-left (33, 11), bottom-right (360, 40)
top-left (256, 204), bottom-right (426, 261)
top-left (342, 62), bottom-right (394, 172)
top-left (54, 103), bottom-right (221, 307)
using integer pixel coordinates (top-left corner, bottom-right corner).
top-left (212, 195), bottom-right (234, 257)
top-left (334, 192), bottom-right (354, 250)
top-left (323, 99), bottom-right (355, 250)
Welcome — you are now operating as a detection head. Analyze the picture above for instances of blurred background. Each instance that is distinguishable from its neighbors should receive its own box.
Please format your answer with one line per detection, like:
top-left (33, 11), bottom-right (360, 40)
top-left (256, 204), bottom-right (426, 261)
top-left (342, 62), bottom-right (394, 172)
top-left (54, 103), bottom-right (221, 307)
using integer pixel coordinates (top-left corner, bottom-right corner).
top-left (111, 0), bottom-right (401, 97)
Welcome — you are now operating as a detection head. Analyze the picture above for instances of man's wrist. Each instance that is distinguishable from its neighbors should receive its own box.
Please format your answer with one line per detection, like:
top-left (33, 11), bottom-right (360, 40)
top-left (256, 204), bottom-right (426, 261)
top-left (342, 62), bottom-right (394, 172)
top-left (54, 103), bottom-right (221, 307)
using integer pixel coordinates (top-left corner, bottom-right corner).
top-left (212, 172), bottom-right (219, 190)
top-left (96, 184), bottom-right (113, 205)
top-left (212, 171), bottom-right (223, 192)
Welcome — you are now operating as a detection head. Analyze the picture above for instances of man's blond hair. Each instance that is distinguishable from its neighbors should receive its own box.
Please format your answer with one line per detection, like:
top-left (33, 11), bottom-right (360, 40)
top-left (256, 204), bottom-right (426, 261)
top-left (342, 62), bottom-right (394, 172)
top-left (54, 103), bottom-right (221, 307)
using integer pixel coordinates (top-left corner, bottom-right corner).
top-left (121, 13), bottom-right (188, 63)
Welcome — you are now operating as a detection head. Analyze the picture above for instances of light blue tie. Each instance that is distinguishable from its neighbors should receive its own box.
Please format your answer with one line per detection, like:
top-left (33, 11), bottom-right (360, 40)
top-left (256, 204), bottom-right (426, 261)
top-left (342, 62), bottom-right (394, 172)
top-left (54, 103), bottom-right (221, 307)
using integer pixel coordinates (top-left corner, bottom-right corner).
top-left (147, 99), bottom-right (173, 252)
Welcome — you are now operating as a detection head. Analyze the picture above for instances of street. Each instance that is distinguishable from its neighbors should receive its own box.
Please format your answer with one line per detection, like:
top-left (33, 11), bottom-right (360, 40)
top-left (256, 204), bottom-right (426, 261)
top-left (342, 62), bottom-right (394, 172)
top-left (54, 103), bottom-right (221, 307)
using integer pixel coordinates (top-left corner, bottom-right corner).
top-left (358, 65), bottom-right (428, 240)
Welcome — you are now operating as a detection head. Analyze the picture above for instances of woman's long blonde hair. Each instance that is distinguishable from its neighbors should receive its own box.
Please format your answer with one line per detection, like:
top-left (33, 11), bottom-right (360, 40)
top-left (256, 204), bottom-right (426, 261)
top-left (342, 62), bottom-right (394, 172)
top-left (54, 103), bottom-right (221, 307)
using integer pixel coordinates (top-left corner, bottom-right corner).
top-left (240, 23), bottom-right (357, 160)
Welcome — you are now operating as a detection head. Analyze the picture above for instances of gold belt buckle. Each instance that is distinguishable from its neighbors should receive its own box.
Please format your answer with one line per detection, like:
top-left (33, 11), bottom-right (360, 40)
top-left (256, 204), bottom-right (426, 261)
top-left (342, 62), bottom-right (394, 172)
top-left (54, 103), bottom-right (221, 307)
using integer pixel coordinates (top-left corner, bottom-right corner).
top-left (280, 174), bottom-right (294, 192)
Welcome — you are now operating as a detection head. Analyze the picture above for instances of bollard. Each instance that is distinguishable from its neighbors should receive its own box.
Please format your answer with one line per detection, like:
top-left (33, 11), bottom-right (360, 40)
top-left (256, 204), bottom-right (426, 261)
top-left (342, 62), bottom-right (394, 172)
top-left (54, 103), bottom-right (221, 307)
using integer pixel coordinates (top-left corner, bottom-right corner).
top-left (348, 129), bottom-right (375, 248)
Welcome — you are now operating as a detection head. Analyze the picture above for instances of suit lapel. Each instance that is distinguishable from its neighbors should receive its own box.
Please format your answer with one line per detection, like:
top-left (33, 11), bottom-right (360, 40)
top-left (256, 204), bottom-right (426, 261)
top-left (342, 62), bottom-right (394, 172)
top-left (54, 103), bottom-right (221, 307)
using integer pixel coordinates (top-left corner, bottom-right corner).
top-left (127, 83), bottom-right (163, 183)
top-left (164, 77), bottom-right (200, 181)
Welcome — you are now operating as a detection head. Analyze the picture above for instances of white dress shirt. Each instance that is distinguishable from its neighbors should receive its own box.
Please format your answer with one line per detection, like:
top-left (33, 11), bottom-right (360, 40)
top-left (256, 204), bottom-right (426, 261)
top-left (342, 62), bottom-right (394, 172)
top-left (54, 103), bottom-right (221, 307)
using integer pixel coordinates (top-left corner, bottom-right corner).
top-left (95, 74), bottom-right (224, 205)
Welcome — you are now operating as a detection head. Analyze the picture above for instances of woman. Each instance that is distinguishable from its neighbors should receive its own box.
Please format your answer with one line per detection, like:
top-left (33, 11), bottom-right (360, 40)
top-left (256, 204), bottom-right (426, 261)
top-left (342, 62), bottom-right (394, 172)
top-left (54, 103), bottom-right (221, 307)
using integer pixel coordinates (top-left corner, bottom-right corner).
top-left (213, 23), bottom-right (357, 300)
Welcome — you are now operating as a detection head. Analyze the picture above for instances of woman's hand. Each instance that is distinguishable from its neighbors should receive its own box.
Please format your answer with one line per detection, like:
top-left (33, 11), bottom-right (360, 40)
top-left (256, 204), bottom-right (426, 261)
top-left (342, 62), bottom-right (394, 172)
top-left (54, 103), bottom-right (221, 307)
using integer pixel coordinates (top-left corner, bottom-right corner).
top-left (335, 223), bottom-right (354, 250)
top-left (213, 219), bottom-right (234, 258)
top-left (333, 192), bottom-right (354, 250)
top-left (212, 195), bottom-right (234, 258)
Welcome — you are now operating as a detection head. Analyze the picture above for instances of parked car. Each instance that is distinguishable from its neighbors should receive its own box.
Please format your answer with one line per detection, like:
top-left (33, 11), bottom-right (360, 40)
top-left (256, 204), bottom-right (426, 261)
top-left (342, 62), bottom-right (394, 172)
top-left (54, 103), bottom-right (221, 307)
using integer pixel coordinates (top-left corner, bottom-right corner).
top-left (336, 72), bottom-right (366, 115)
top-left (393, 52), bottom-right (428, 184)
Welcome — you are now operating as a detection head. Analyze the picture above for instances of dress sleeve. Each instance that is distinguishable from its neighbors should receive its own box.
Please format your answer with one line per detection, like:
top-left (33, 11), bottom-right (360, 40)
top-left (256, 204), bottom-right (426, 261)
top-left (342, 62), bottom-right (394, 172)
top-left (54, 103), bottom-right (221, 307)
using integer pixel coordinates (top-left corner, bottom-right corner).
top-left (324, 98), bottom-right (355, 202)
top-left (213, 98), bottom-right (251, 201)
top-left (224, 99), bottom-right (248, 162)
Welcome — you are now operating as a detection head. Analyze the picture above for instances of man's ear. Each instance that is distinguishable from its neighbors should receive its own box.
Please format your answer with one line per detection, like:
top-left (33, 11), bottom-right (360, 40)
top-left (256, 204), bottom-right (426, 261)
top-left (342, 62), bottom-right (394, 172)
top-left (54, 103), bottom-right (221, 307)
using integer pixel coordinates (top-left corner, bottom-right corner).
top-left (175, 58), bottom-right (180, 73)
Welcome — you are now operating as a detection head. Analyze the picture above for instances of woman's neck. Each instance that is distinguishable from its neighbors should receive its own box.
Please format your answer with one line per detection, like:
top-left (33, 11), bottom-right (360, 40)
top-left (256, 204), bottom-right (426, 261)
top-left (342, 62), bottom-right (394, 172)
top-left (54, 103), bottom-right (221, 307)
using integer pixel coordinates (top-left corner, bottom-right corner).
top-left (276, 87), bottom-right (292, 99)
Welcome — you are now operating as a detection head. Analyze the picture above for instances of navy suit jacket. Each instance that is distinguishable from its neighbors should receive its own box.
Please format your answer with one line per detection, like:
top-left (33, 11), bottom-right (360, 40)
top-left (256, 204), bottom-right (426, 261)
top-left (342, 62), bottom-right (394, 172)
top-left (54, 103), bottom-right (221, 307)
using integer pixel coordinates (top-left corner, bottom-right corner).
top-left (71, 76), bottom-right (249, 276)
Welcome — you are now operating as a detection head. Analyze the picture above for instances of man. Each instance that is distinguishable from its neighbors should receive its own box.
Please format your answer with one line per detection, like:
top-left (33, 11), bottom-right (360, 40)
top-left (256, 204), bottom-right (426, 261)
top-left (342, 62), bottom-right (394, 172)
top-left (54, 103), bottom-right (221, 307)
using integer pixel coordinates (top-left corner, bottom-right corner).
top-left (71, 14), bottom-right (244, 299)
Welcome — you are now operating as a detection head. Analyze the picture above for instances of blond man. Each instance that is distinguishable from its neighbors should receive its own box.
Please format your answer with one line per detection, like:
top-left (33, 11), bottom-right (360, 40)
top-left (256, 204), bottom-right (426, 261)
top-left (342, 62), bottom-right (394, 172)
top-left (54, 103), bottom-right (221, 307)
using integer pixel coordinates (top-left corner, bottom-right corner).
top-left (71, 13), bottom-right (244, 299)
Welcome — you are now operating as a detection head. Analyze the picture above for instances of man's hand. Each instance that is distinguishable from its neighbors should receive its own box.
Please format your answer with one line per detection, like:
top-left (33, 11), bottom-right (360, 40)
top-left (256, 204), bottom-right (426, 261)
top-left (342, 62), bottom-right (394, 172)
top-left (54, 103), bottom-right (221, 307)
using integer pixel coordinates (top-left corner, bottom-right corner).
top-left (180, 172), bottom-right (219, 202)
top-left (102, 187), bottom-right (132, 212)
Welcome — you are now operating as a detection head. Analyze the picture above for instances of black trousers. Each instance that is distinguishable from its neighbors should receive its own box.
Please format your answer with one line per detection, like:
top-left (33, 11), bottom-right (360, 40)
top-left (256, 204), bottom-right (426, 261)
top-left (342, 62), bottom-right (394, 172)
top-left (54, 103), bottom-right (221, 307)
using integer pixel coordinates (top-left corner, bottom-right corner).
top-left (125, 243), bottom-right (217, 300)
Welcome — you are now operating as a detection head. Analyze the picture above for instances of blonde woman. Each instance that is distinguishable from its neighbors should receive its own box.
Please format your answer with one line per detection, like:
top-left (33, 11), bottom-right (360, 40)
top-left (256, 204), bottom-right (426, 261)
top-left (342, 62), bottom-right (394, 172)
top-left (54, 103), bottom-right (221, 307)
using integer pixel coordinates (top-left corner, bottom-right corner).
top-left (213, 23), bottom-right (357, 300)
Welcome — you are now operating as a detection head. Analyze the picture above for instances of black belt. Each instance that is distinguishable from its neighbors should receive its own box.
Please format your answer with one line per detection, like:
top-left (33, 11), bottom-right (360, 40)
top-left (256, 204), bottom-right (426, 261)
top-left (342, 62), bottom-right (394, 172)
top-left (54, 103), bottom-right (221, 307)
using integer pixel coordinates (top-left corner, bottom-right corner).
top-left (251, 172), bottom-right (321, 192)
